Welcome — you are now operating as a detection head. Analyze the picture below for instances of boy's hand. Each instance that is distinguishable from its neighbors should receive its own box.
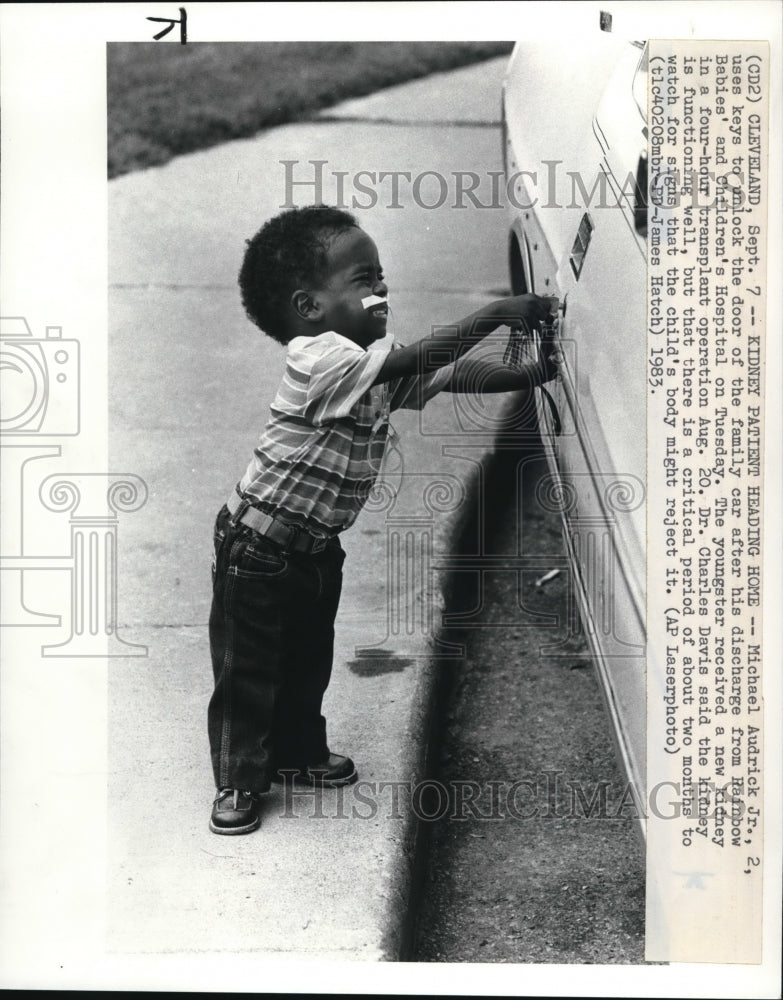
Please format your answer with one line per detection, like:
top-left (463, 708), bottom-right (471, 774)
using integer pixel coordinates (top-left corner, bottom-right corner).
top-left (373, 293), bottom-right (558, 386)
top-left (538, 313), bottom-right (561, 377)
top-left (538, 346), bottom-right (564, 383)
top-left (486, 294), bottom-right (557, 331)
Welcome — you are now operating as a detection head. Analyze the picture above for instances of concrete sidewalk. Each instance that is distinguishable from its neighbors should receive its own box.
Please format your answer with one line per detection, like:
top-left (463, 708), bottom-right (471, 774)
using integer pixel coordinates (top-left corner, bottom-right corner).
top-left (108, 56), bottom-right (513, 962)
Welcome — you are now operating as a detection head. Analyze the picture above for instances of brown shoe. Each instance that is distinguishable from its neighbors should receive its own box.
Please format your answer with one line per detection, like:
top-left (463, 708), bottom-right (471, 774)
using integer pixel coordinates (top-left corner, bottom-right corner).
top-left (209, 788), bottom-right (262, 835)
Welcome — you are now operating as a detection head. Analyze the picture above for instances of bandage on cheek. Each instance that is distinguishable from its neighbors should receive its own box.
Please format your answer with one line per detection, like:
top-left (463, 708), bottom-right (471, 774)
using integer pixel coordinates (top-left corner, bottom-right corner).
top-left (361, 294), bottom-right (387, 310)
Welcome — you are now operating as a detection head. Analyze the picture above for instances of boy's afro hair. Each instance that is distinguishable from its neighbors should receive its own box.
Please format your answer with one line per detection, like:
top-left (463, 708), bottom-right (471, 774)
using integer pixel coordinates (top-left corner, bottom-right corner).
top-left (238, 205), bottom-right (359, 344)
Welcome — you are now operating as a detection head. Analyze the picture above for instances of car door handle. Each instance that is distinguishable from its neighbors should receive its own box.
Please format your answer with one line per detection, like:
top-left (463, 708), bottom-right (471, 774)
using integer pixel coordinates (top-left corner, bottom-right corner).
top-left (634, 149), bottom-right (648, 237)
top-left (538, 315), bottom-right (562, 436)
top-left (539, 384), bottom-right (562, 436)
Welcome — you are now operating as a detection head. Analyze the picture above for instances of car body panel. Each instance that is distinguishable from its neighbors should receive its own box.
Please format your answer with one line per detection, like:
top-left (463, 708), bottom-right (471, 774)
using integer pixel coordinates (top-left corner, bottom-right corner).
top-left (503, 36), bottom-right (649, 812)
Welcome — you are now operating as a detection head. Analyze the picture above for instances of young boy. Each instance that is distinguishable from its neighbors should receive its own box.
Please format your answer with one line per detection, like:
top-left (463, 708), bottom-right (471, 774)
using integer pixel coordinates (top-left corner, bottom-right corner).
top-left (208, 205), bottom-right (557, 834)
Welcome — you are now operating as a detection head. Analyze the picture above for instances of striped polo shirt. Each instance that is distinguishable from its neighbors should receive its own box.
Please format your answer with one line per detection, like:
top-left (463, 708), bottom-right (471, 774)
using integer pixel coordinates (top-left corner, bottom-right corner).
top-left (238, 331), bottom-right (451, 537)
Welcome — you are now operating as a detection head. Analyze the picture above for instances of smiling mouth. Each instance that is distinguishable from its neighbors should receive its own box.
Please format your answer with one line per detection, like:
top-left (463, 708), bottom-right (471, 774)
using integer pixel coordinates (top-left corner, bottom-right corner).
top-left (371, 306), bottom-right (388, 319)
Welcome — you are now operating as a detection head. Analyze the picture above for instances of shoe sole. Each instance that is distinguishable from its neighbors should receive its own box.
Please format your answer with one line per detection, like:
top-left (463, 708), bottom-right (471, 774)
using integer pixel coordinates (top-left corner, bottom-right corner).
top-left (209, 815), bottom-right (261, 835)
top-left (301, 768), bottom-right (358, 788)
top-left (271, 768), bottom-right (359, 788)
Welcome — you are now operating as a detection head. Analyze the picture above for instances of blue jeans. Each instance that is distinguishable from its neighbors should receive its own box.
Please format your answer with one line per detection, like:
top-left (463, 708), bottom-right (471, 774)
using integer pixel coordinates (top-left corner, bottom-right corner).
top-left (207, 503), bottom-right (345, 792)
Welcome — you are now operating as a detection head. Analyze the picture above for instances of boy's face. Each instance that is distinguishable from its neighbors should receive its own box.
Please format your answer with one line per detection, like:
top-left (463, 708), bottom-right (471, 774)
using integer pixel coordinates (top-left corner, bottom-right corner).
top-left (308, 228), bottom-right (388, 349)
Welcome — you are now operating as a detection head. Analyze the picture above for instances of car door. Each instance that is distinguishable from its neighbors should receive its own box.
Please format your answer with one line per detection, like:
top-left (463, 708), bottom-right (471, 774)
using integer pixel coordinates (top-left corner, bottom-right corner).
top-left (534, 41), bottom-right (649, 796)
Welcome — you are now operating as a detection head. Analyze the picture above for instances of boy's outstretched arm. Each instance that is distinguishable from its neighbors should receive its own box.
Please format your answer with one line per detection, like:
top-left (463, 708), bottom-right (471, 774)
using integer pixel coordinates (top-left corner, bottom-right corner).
top-left (371, 294), bottom-right (554, 385)
top-left (442, 351), bottom-right (561, 394)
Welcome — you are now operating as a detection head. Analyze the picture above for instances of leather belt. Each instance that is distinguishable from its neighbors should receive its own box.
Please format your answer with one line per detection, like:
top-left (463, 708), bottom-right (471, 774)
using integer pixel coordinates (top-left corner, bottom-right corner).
top-left (227, 490), bottom-right (328, 553)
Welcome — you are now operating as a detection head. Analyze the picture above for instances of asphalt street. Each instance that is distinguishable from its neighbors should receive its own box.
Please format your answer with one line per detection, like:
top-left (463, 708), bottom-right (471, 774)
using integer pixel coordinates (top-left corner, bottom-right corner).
top-left (412, 445), bottom-right (646, 962)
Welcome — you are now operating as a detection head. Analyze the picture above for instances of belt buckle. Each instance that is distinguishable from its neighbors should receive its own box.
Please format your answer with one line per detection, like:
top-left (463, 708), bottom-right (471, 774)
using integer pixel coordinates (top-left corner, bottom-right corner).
top-left (231, 497), bottom-right (249, 528)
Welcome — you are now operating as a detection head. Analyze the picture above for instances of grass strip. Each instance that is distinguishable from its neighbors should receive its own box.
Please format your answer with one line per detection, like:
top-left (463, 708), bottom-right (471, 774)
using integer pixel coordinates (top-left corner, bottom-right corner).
top-left (108, 41), bottom-right (512, 177)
